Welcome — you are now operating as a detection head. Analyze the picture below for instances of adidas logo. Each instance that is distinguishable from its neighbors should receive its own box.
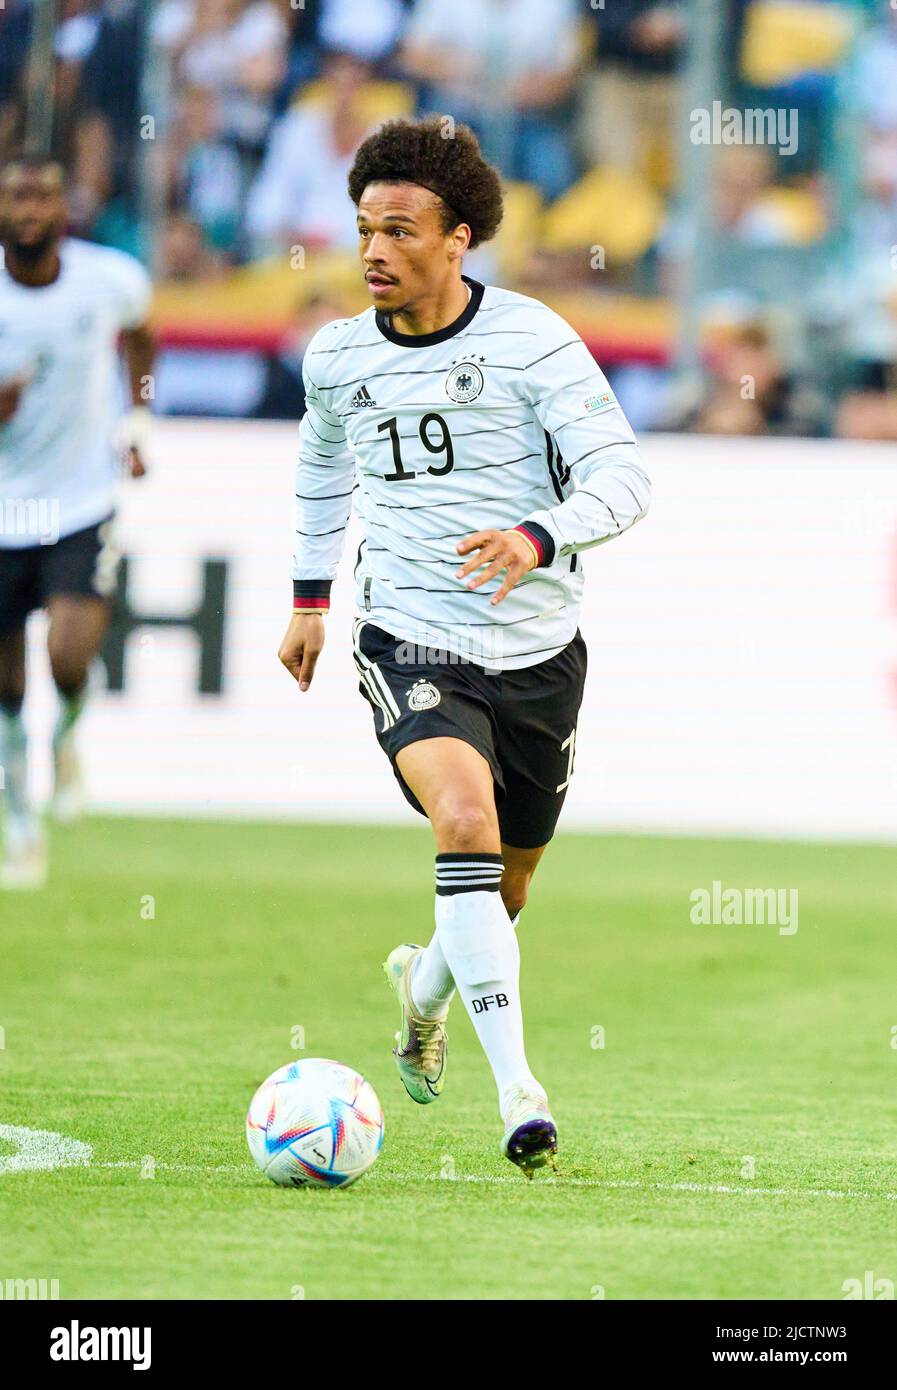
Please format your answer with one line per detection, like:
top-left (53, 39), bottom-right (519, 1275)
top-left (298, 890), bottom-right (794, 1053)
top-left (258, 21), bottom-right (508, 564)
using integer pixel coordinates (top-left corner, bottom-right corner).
top-left (351, 385), bottom-right (377, 409)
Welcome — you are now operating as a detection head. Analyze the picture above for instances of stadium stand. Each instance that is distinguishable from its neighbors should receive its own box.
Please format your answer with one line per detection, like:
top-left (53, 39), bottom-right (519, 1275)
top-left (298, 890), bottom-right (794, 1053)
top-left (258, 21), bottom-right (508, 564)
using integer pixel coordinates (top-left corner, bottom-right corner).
top-left (1, 0), bottom-right (893, 435)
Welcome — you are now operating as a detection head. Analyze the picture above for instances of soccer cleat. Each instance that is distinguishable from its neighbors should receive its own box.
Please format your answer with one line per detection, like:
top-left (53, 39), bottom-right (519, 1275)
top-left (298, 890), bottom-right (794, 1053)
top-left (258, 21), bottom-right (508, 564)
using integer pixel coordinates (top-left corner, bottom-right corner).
top-left (383, 943), bottom-right (448, 1105)
top-left (1, 816), bottom-right (47, 891)
top-left (500, 1085), bottom-right (558, 1177)
top-left (51, 726), bottom-right (85, 824)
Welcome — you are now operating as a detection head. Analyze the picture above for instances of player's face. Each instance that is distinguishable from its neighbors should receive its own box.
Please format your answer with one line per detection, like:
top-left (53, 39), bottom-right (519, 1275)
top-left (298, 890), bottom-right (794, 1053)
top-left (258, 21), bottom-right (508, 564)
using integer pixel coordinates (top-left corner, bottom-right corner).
top-left (357, 183), bottom-right (468, 313)
top-left (0, 166), bottom-right (66, 262)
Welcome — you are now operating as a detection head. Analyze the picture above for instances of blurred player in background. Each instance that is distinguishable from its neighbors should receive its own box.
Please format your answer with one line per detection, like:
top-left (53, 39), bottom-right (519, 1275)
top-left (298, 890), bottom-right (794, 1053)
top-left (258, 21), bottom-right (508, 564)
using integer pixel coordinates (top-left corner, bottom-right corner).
top-left (279, 119), bottom-right (650, 1174)
top-left (0, 157), bottom-right (154, 888)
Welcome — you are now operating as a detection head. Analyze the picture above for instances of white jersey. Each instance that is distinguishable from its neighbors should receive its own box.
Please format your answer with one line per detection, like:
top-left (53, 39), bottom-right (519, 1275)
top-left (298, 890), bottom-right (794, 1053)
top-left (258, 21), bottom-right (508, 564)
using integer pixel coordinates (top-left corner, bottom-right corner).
top-left (292, 278), bottom-right (650, 670)
top-left (0, 238), bottom-right (152, 548)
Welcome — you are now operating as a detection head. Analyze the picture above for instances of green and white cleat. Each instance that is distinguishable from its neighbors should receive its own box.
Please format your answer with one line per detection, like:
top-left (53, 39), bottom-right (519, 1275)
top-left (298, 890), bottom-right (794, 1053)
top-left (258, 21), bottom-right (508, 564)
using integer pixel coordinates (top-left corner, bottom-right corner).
top-left (500, 1085), bottom-right (558, 1177)
top-left (382, 943), bottom-right (447, 1105)
top-left (51, 726), bottom-right (85, 824)
top-left (1, 815), bottom-right (47, 891)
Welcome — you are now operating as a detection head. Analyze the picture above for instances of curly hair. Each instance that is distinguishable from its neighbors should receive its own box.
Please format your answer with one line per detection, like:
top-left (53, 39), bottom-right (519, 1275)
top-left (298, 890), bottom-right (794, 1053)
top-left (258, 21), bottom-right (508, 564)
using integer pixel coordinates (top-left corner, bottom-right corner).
top-left (347, 117), bottom-right (504, 249)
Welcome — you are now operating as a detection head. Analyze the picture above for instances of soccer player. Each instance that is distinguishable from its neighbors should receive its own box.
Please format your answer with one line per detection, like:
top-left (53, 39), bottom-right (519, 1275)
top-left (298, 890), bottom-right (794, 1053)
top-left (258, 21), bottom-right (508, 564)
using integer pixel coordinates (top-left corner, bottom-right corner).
top-left (0, 158), bottom-right (154, 888)
top-left (279, 119), bottom-right (650, 1174)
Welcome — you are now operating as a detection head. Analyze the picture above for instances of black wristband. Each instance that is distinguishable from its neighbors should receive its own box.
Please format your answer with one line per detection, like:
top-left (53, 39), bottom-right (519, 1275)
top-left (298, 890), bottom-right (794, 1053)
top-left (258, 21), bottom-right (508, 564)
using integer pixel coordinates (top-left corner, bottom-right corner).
top-left (514, 520), bottom-right (556, 567)
top-left (293, 579), bottom-right (332, 611)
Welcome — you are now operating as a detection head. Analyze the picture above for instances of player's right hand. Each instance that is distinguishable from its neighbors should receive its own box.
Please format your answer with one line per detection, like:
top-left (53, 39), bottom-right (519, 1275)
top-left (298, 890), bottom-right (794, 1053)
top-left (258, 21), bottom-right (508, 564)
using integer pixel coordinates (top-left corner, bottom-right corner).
top-left (278, 613), bottom-right (325, 692)
top-left (0, 371), bottom-right (30, 424)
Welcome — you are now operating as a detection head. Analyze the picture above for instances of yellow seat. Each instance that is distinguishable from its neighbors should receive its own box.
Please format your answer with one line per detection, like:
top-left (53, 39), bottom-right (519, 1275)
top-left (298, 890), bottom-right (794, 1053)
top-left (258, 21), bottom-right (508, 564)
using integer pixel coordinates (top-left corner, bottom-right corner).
top-left (540, 166), bottom-right (663, 265)
top-left (741, 2), bottom-right (856, 86)
top-left (493, 181), bottom-right (544, 281)
top-left (292, 79), bottom-right (414, 126)
top-left (753, 185), bottom-right (827, 244)
top-left (152, 251), bottom-right (366, 339)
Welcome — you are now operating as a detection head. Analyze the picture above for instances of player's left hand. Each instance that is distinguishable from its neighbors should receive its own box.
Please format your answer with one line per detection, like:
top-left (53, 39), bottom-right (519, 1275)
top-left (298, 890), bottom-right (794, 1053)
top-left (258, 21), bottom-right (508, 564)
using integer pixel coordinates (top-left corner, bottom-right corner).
top-left (456, 528), bottom-right (537, 606)
top-left (125, 447), bottom-right (147, 479)
top-left (117, 407), bottom-right (152, 480)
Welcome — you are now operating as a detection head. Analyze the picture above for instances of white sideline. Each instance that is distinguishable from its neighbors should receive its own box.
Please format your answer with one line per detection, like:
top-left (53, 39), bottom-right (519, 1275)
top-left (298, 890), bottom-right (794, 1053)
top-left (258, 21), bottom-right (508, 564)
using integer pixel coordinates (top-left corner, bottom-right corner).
top-left (93, 1162), bottom-right (897, 1200)
top-left (0, 1124), bottom-right (92, 1173)
top-left (3, 1128), bottom-right (894, 1201)
top-left (422, 1174), bottom-right (897, 1201)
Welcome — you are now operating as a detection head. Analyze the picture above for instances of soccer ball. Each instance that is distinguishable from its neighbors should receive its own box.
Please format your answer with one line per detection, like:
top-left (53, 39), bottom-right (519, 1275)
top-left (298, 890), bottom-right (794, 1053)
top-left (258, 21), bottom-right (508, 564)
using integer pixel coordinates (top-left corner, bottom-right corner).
top-left (246, 1058), bottom-right (384, 1188)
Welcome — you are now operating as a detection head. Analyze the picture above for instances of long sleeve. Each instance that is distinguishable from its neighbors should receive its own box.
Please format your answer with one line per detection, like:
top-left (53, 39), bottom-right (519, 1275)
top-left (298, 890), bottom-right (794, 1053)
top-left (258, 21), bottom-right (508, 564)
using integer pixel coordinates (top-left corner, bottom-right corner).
top-left (291, 367), bottom-right (355, 611)
top-left (515, 323), bottom-right (651, 566)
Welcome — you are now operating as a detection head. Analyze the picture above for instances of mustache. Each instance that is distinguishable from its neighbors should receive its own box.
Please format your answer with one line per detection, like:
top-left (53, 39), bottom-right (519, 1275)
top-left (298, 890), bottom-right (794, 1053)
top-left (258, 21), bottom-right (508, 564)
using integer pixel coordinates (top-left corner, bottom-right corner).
top-left (4, 230), bottom-right (58, 263)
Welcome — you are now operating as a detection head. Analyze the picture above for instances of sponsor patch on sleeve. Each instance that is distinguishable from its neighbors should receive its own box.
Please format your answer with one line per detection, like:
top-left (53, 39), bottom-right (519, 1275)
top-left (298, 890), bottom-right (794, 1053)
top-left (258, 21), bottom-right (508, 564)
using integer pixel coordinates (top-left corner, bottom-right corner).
top-left (583, 391), bottom-right (616, 413)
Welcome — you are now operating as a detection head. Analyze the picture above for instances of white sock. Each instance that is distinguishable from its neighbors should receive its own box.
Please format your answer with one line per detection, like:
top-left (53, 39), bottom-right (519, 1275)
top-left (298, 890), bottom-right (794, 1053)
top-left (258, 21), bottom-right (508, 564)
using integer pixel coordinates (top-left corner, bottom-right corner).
top-left (411, 901), bottom-right (524, 1019)
top-left (411, 939), bottom-right (455, 1017)
top-left (53, 684), bottom-right (87, 749)
top-left (433, 852), bottom-right (539, 1114)
top-left (0, 708), bottom-right (30, 821)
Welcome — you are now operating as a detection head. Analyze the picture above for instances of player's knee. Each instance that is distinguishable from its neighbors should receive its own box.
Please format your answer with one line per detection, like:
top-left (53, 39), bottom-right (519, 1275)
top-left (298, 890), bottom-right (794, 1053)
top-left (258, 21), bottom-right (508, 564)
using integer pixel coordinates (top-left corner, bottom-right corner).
top-left (434, 800), bottom-right (497, 853)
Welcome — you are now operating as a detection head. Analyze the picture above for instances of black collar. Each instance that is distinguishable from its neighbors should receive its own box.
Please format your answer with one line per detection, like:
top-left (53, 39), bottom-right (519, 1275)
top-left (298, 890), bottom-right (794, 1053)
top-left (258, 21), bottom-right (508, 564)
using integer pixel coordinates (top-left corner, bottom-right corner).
top-left (375, 276), bottom-right (485, 348)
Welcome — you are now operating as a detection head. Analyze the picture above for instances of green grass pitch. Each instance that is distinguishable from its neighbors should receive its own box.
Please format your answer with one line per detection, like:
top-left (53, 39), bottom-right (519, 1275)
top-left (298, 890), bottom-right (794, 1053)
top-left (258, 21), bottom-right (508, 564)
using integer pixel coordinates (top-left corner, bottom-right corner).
top-left (1, 817), bottom-right (894, 1300)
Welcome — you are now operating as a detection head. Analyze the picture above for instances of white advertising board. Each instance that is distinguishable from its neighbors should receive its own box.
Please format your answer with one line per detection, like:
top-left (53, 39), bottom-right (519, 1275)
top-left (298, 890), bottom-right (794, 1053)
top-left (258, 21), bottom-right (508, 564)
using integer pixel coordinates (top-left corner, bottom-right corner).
top-left (23, 423), bottom-right (897, 839)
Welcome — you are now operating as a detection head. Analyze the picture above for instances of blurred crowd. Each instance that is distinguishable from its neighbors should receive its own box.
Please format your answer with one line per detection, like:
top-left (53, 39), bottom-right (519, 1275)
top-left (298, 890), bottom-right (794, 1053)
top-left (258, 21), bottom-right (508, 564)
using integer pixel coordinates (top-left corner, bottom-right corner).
top-left (0, 0), bottom-right (895, 438)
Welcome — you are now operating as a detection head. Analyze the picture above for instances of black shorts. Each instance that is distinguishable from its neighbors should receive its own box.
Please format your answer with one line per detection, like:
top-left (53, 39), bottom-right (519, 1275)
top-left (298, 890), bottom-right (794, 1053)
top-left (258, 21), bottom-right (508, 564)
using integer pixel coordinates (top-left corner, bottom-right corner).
top-left (352, 620), bottom-right (588, 849)
top-left (0, 517), bottom-right (119, 634)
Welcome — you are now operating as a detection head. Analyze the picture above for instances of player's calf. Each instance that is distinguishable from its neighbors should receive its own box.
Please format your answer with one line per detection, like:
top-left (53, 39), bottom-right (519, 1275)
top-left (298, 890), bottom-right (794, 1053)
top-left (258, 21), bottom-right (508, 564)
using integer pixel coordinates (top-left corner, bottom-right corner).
top-left (499, 842), bottom-right (546, 923)
top-left (46, 596), bottom-right (108, 823)
top-left (47, 672), bottom-right (88, 825)
top-left (0, 700), bottom-right (45, 890)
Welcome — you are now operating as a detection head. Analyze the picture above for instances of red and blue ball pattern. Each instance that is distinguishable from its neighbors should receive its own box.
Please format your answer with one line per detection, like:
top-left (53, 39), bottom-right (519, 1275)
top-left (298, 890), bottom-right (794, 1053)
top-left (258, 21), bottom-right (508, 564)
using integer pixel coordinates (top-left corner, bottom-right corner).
top-left (246, 1058), bottom-right (384, 1188)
